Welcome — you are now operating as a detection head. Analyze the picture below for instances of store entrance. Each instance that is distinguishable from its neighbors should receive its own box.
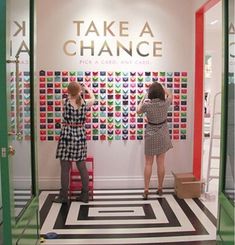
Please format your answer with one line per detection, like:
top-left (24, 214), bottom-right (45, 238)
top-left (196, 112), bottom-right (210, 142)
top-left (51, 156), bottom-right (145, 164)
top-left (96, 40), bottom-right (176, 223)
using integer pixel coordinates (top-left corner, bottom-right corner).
top-left (193, 0), bottom-right (222, 206)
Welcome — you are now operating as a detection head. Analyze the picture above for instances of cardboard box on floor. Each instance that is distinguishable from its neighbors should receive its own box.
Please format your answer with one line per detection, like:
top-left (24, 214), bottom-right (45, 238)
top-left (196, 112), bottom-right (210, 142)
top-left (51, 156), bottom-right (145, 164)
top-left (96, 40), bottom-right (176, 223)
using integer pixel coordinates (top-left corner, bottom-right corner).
top-left (172, 172), bottom-right (204, 199)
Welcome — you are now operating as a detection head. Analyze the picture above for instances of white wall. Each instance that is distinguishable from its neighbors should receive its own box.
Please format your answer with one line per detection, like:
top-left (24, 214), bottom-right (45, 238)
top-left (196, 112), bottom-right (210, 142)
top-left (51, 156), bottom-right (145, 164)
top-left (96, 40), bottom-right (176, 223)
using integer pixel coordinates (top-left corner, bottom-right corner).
top-left (36, 0), bottom-right (204, 190)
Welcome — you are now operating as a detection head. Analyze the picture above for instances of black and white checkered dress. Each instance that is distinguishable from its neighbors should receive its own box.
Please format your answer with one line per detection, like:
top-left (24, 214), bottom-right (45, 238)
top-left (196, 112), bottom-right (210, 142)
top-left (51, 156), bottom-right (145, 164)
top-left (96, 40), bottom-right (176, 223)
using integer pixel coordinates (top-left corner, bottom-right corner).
top-left (141, 98), bottom-right (173, 155)
top-left (56, 98), bottom-right (87, 161)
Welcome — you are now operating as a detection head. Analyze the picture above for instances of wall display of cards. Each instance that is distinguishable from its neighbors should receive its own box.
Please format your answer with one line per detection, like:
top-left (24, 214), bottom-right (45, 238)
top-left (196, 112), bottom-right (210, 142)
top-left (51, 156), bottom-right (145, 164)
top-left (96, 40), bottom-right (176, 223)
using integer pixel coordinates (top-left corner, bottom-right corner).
top-left (38, 70), bottom-right (188, 142)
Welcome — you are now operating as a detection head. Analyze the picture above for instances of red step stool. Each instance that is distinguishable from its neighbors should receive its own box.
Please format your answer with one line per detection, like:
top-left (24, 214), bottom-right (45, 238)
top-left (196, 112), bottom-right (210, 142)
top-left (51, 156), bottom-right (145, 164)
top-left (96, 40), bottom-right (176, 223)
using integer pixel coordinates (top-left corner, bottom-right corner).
top-left (69, 156), bottom-right (94, 200)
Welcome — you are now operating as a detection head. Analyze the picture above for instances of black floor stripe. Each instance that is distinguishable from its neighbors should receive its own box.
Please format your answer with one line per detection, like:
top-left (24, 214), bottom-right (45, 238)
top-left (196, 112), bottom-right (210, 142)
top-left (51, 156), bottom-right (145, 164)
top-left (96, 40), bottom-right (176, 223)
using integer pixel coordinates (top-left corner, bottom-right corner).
top-left (193, 198), bottom-right (217, 226)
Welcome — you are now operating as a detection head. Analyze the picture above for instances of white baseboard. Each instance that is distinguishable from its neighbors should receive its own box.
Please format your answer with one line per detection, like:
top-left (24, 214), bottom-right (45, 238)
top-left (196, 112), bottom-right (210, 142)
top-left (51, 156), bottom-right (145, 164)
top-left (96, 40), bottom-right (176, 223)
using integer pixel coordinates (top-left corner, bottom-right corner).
top-left (39, 175), bottom-right (175, 190)
top-left (13, 177), bottom-right (32, 189)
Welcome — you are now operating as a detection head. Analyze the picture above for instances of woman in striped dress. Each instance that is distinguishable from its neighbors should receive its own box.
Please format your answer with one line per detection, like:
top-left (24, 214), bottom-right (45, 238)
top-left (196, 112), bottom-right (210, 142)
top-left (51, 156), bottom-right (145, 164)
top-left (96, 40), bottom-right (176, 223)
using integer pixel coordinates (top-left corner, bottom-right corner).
top-left (55, 81), bottom-right (95, 203)
top-left (137, 82), bottom-right (173, 199)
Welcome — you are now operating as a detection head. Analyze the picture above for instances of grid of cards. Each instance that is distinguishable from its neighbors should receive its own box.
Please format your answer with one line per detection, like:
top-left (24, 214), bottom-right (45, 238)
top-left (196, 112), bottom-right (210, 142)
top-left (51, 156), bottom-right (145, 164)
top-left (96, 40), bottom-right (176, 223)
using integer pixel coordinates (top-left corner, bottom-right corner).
top-left (39, 71), bottom-right (188, 141)
top-left (10, 71), bottom-right (31, 140)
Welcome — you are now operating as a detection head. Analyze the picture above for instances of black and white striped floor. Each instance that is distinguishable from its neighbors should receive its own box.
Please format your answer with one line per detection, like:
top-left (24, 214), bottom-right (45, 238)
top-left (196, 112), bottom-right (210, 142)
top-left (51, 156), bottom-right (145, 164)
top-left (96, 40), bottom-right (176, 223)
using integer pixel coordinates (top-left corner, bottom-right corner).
top-left (14, 189), bottom-right (32, 217)
top-left (39, 190), bottom-right (217, 245)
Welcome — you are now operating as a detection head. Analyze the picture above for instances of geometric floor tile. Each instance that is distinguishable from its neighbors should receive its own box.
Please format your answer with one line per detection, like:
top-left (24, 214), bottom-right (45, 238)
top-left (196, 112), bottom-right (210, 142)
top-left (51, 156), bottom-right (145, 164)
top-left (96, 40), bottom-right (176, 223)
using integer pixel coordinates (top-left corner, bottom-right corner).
top-left (40, 190), bottom-right (217, 245)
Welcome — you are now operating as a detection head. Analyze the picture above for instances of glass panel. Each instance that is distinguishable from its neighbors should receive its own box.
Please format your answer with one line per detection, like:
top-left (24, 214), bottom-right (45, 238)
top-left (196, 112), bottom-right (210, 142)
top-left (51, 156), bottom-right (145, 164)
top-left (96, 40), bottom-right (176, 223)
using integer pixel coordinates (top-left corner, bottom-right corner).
top-left (7, 0), bottom-right (32, 218)
top-left (224, 0), bottom-right (235, 204)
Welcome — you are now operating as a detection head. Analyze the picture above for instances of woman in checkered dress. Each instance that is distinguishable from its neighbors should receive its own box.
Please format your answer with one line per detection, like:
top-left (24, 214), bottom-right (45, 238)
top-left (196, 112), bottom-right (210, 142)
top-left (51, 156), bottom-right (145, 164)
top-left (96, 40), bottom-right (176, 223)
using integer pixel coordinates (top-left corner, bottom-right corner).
top-left (137, 82), bottom-right (173, 199)
top-left (55, 82), bottom-right (95, 203)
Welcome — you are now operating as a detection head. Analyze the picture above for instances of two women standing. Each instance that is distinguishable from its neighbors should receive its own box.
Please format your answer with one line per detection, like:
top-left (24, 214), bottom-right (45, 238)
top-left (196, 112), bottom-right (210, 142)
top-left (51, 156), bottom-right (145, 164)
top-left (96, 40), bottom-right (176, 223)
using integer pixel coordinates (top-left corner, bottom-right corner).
top-left (55, 81), bottom-right (172, 203)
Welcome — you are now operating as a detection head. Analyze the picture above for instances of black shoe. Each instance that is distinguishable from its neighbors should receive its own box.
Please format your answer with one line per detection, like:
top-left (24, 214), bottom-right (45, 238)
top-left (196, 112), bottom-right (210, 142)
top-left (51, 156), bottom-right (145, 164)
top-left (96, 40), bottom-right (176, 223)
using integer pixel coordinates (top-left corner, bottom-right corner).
top-left (53, 196), bottom-right (68, 204)
top-left (76, 191), bottom-right (89, 203)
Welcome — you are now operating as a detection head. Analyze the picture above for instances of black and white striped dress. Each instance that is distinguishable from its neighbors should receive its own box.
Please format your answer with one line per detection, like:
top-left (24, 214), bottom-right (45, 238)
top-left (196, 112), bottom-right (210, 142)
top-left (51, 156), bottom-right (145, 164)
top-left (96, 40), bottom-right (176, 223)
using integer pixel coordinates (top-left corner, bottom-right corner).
top-left (141, 98), bottom-right (173, 155)
top-left (56, 98), bottom-right (87, 161)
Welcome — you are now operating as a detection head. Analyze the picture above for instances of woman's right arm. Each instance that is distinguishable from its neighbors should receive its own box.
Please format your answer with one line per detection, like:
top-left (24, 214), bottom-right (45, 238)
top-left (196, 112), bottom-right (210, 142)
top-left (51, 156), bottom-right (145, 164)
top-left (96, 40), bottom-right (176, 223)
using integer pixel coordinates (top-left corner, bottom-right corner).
top-left (164, 87), bottom-right (173, 103)
top-left (83, 84), bottom-right (95, 106)
top-left (137, 93), bottom-right (148, 114)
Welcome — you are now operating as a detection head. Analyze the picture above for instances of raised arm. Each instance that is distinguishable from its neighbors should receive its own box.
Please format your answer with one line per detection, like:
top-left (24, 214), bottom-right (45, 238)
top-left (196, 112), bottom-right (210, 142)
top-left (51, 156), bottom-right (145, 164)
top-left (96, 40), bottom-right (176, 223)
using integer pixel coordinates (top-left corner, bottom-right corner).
top-left (164, 86), bottom-right (173, 103)
top-left (137, 93), bottom-right (148, 114)
top-left (82, 84), bottom-right (95, 106)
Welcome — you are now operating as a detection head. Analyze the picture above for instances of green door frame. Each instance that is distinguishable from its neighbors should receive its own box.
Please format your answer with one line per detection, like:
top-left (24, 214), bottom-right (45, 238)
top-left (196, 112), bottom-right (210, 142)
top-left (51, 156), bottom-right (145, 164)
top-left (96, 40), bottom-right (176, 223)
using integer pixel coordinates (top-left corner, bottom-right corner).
top-left (217, 0), bottom-right (234, 244)
top-left (0, 0), bottom-right (39, 244)
top-left (0, 0), bottom-right (12, 241)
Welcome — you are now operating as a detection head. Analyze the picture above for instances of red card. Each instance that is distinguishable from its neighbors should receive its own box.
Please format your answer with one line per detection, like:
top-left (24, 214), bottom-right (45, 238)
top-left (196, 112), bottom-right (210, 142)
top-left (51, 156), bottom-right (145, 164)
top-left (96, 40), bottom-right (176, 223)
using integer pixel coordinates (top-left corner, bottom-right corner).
top-left (174, 95), bottom-right (180, 100)
top-left (86, 130), bottom-right (91, 134)
top-left (115, 130), bottom-right (121, 135)
top-left (40, 119), bottom-right (46, 123)
top-left (70, 77), bottom-right (76, 81)
top-left (85, 77), bottom-right (91, 82)
top-left (40, 95), bottom-right (46, 100)
top-left (130, 135), bottom-right (136, 140)
top-left (100, 135), bottom-right (106, 140)
top-left (86, 136), bottom-right (91, 140)
top-left (39, 77), bottom-right (45, 82)
top-left (85, 118), bottom-right (91, 123)
top-left (100, 101), bottom-right (106, 106)
top-left (108, 106), bottom-right (113, 111)
top-left (40, 130), bottom-right (46, 135)
top-left (130, 77), bottom-right (136, 82)
top-left (47, 71), bottom-right (53, 76)
top-left (174, 78), bottom-right (180, 82)
top-left (62, 71), bottom-right (68, 76)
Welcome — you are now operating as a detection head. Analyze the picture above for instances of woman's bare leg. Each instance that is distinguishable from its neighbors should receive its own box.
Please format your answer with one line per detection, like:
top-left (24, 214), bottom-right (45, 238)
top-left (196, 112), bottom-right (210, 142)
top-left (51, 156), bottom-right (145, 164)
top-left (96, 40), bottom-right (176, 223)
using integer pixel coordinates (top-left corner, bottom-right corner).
top-left (144, 155), bottom-right (154, 191)
top-left (156, 153), bottom-right (165, 190)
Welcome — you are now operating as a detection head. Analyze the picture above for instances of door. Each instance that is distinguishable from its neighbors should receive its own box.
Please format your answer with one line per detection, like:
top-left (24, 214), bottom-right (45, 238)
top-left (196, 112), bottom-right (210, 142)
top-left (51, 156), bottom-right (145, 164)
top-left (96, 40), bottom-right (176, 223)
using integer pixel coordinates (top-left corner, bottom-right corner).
top-left (217, 0), bottom-right (235, 243)
top-left (193, 0), bottom-right (221, 180)
top-left (0, 0), bottom-right (39, 244)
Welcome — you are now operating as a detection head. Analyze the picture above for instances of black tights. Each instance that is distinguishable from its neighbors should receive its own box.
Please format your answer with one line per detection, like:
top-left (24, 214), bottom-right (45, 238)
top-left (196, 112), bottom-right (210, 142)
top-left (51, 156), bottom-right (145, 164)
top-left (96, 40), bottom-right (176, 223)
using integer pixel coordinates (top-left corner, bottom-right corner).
top-left (59, 160), bottom-right (89, 198)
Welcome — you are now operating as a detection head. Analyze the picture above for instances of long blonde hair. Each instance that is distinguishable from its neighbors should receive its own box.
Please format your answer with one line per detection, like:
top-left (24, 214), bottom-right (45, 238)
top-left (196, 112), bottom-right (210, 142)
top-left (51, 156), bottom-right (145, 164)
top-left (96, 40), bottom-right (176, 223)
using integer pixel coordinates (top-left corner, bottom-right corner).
top-left (67, 82), bottom-right (82, 107)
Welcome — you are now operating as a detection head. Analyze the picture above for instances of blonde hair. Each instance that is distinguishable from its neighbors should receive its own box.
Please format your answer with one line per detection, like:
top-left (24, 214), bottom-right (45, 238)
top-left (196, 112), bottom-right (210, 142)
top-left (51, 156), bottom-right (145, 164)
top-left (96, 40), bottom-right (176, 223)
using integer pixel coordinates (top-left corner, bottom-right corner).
top-left (67, 82), bottom-right (82, 107)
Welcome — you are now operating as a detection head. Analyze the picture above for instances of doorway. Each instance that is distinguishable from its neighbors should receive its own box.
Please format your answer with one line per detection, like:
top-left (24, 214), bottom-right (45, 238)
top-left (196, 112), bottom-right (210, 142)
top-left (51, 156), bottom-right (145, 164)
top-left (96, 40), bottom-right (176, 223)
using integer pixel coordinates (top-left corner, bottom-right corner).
top-left (194, 0), bottom-right (222, 215)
